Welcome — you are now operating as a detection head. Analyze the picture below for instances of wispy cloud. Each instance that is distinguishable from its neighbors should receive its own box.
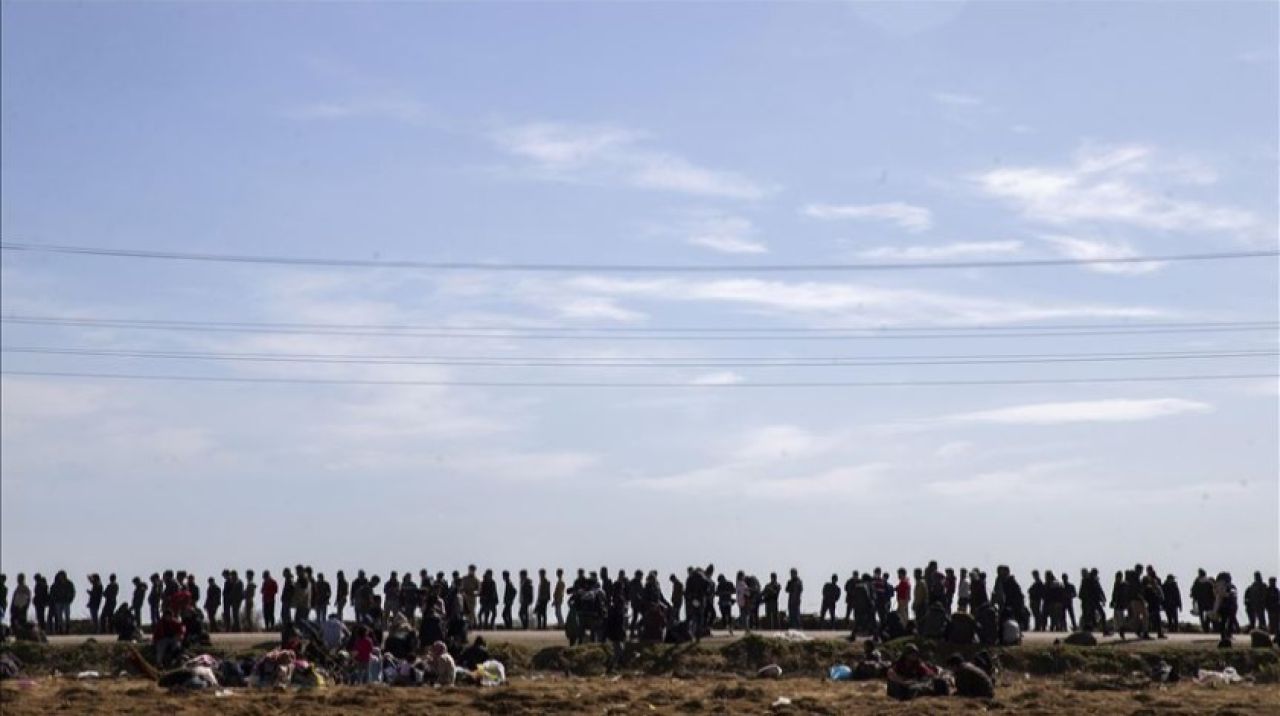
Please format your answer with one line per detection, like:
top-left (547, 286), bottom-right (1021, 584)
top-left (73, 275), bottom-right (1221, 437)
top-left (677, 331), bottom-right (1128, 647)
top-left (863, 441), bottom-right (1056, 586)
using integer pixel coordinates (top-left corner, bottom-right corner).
top-left (926, 460), bottom-right (1081, 500)
top-left (1042, 235), bottom-right (1164, 275)
top-left (932, 91), bottom-right (983, 107)
top-left (856, 240), bottom-right (1023, 261)
top-left (493, 122), bottom-right (776, 199)
top-left (686, 215), bottom-right (768, 254)
top-left (564, 275), bottom-right (1167, 326)
top-left (945, 398), bottom-right (1213, 426)
top-left (801, 202), bottom-right (933, 232)
top-left (690, 371), bottom-right (745, 385)
top-left (972, 144), bottom-right (1258, 235)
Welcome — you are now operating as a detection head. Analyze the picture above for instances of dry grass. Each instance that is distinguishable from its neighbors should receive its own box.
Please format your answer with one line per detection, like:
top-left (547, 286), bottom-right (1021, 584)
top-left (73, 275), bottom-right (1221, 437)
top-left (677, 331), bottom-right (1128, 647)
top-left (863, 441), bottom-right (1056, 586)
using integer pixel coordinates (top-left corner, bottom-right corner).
top-left (2, 675), bottom-right (1279, 715)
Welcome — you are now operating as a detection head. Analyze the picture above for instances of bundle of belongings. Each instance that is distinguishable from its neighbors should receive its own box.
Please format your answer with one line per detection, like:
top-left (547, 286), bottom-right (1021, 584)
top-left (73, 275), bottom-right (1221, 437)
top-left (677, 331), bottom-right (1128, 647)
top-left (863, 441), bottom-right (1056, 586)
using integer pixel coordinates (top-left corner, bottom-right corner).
top-left (157, 654), bottom-right (223, 690)
top-left (248, 649), bottom-right (298, 688)
top-left (377, 640), bottom-right (458, 687)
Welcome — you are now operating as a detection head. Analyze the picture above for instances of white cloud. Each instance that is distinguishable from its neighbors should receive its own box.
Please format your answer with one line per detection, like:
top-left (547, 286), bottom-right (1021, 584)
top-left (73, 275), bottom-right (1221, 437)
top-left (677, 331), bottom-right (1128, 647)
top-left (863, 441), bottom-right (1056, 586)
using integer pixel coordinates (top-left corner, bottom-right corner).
top-left (734, 425), bottom-right (826, 461)
top-left (932, 91), bottom-right (982, 106)
top-left (687, 216), bottom-right (768, 255)
top-left (856, 240), bottom-right (1023, 261)
top-left (565, 275), bottom-right (1167, 325)
top-left (802, 202), bottom-right (933, 232)
top-left (936, 440), bottom-right (975, 459)
top-left (744, 464), bottom-right (888, 498)
top-left (926, 461), bottom-right (1081, 500)
top-left (1042, 235), bottom-right (1165, 275)
top-left (555, 297), bottom-right (647, 322)
top-left (945, 398), bottom-right (1213, 426)
top-left (493, 122), bottom-right (775, 199)
top-left (972, 144), bottom-right (1258, 235)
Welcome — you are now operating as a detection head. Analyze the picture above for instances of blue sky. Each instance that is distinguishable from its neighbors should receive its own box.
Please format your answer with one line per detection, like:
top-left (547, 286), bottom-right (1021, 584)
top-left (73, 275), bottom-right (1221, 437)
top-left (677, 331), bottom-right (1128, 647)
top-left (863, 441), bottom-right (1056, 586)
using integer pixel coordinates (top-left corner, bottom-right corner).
top-left (2, 1), bottom-right (1277, 604)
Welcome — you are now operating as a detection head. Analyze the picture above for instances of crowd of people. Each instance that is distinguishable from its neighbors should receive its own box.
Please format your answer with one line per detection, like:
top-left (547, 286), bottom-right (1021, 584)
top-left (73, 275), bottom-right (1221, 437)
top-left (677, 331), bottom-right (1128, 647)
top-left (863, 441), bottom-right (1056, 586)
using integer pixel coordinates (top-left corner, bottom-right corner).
top-left (2, 563), bottom-right (1277, 655)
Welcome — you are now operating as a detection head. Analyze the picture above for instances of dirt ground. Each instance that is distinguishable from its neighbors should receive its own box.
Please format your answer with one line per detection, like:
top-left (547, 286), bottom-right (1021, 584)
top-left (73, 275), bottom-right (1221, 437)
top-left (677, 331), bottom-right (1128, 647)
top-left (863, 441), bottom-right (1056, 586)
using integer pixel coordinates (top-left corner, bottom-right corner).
top-left (3, 674), bottom-right (1279, 715)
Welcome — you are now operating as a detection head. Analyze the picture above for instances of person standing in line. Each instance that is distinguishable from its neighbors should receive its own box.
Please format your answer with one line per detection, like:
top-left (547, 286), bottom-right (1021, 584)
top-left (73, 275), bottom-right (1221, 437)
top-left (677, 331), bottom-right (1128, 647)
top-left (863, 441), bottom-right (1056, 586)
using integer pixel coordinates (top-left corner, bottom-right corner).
top-left (242, 570), bottom-right (257, 631)
top-left (1245, 571), bottom-right (1269, 631)
top-left (313, 573), bottom-right (331, 623)
top-left (1265, 577), bottom-right (1280, 639)
top-left (761, 572), bottom-right (781, 630)
top-left (1028, 570), bottom-right (1045, 632)
top-left (1111, 571), bottom-right (1129, 639)
top-left (501, 571), bottom-right (516, 630)
top-left (478, 569), bottom-right (497, 628)
top-left (129, 577), bottom-right (147, 627)
top-left (204, 577), bottom-right (222, 631)
top-left (101, 574), bottom-right (119, 633)
top-left (51, 571), bottom-right (74, 634)
top-left (145, 574), bottom-right (161, 629)
top-left (334, 571), bottom-right (349, 621)
top-left (715, 574), bottom-right (736, 634)
top-left (461, 565), bottom-right (481, 625)
top-left (535, 569), bottom-right (551, 629)
top-left (293, 568), bottom-right (312, 624)
top-left (894, 569), bottom-right (911, 624)
top-left (1191, 569), bottom-right (1215, 632)
top-left (668, 573), bottom-right (684, 623)
top-left (1162, 574), bottom-right (1181, 632)
top-left (230, 571), bottom-right (248, 631)
top-left (280, 568), bottom-right (294, 626)
top-left (261, 570), bottom-right (278, 630)
top-left (1061, 573), bottom-right (1078, 631)
top-left (785, 568), bottom-right (803, 630)
top-left (220, 571), bottom-right (235, 631)
top-left (820, 574), bottom-right (840, 627)
top-left (553, 568), bottom-right (566, 628)
top-left (518, 570), bottom-right (534, 629)
top-left (957, 569), bottom-right (972, 613)
top-left (87, 574), bottom-right (104, 633)
top-left (9, 574), bottom-right (31, 627)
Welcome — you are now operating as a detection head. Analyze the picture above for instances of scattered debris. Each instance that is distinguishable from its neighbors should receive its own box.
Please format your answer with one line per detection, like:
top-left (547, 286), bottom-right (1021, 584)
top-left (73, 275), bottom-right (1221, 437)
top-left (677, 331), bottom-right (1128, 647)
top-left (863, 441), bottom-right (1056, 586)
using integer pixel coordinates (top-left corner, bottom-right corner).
top-left (756, 664), bottom-right (783, 679)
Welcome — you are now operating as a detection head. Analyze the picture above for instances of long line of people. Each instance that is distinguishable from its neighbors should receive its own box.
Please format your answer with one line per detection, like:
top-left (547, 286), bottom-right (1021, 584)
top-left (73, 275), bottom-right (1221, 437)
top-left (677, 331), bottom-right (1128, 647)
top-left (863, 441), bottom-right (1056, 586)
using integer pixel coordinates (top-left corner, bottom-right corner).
top-left (2, 564), bottom-right (1277, 649)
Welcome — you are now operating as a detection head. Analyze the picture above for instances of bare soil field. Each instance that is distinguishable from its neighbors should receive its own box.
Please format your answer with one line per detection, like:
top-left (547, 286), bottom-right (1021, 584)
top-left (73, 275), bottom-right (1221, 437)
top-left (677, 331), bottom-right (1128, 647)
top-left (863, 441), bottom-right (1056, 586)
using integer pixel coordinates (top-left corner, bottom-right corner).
top-left (3, 674), bottom-right (1279, 715)
top-left (3, 633), bottom-right (1278, 714)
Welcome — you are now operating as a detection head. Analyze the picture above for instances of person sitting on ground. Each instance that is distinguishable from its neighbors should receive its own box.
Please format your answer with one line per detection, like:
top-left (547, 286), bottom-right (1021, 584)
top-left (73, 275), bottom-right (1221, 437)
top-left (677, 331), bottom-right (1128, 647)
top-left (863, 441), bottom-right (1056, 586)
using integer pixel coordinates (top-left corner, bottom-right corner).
top-left (458, 636), bottom-right (490, 670)
top-left (946, 654), bottom-right (995, 698)
top-left (886, 644), bottom-right (947, 700)
top-left (850, 639), bottom-right (890, 680)
top-left (426, 640), bottom-right (457, 686)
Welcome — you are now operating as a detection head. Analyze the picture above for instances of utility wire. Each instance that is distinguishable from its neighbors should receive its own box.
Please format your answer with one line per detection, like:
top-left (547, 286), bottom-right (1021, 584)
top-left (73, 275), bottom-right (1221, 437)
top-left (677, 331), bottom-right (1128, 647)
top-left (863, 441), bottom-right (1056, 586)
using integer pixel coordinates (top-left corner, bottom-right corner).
top-left (3, 315), bottom-right (1276, 334)
top-left (4, 346), bottom-right (1276, 368)
top-left (4, 316), bottom-right (1277, 341)
top-left (3, 369), bottom-right (1273, 388)
top-left (3, 241), bottom-right (1277, 272)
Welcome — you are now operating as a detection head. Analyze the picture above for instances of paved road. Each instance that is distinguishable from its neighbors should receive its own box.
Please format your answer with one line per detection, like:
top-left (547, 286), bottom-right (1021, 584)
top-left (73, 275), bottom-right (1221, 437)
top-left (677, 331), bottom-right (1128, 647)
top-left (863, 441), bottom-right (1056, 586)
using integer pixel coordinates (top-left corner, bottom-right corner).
top-left (46, 629), bottom-right (1228, 651)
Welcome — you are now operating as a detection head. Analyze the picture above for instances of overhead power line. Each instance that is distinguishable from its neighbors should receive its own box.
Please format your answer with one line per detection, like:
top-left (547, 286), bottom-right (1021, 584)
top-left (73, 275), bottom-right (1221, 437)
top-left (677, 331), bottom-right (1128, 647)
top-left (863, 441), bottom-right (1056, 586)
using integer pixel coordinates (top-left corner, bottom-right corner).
top-left (3, 241), bottom-right (1277, 272)
top-left (2, 369), bottom-right (1274, 388)
top-left (4, 346), bottom-right (1275, 368)
top-left (4, 315), bottom-right (1277, 341)
top-left (3, 315), bottom-right (1276, 334)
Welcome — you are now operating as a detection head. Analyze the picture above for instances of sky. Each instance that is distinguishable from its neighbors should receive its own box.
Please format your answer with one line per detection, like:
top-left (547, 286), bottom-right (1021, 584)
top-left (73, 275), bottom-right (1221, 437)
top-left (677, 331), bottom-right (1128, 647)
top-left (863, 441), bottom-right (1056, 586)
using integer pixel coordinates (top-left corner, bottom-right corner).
top-left (2, 1), bottom-right (1277, 610)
